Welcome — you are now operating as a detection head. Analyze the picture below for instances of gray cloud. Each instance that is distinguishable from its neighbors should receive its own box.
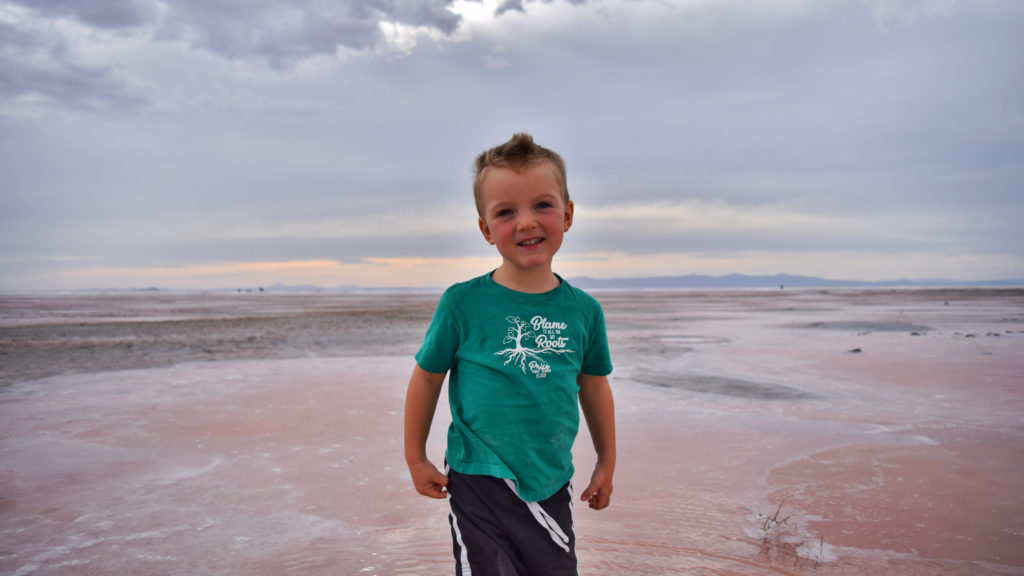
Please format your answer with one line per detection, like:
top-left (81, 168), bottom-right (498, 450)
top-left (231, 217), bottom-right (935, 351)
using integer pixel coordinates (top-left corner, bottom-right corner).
top-left (496, 0), bottom-right (585, 16)
top-left (154, 0), bottom-right (462, 67)
top-left (1, 0), bottom-right (1022, 288)
top-left (2, 0), bottom-right (467, 112)
top-left (14, 0), bottom-right (158, 29)
top-left (0, 18), bottom-right (148, 114)
top-left (496, 0), bottom-right (526, 15)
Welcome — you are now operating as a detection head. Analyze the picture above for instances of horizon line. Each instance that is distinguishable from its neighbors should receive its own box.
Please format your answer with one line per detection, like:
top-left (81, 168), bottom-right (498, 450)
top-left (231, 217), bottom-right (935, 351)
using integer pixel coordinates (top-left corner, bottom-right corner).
top-left (4, 272), bottom-right (1022, 294)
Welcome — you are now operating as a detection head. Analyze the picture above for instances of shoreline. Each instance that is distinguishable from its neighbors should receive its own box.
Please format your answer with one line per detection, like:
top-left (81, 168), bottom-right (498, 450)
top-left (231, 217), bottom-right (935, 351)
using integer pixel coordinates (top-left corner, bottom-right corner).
top-left (3, 287), bottom-right (1021, 388)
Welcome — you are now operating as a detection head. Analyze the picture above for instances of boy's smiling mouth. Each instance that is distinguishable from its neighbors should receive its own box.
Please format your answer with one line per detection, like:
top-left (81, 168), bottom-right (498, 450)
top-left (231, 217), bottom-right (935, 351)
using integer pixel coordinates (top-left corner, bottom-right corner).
top-left (518, 238), bottom-right (544, 247)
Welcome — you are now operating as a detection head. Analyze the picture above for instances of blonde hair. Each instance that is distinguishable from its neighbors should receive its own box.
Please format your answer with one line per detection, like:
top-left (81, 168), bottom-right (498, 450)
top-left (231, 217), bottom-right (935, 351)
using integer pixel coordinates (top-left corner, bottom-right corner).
top-left (473, 132), bottom-right (569, 216)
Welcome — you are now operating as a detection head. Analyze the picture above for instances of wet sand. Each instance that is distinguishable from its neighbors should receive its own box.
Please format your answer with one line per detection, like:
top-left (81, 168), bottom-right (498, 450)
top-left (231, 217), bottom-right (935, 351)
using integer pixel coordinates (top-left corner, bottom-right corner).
top-left (2, 289), bottom-right (1023, 575)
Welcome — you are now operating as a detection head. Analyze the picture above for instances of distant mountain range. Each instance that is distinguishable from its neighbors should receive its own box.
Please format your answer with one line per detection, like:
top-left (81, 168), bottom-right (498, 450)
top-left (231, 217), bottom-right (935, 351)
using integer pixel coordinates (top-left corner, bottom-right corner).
top-left (42, 275), bottom-right (1019, 294)
top-left (260, 275), bottom-right (1024, 292)
top-left (566, 274), bottom-right (1023, 290)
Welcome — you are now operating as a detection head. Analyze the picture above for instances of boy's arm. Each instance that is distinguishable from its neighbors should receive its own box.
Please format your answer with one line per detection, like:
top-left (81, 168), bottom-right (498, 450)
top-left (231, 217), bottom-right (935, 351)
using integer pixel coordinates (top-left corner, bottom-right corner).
top-left (577, 372), bottom-right (616, 510)
top-left (404, 364), bottom-right (449, 499)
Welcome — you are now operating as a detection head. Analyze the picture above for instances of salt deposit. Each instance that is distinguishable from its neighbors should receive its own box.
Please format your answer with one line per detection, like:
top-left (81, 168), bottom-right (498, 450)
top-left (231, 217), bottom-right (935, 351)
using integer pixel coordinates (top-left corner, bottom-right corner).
top-left (1, 289), bottom-right (1022, 575)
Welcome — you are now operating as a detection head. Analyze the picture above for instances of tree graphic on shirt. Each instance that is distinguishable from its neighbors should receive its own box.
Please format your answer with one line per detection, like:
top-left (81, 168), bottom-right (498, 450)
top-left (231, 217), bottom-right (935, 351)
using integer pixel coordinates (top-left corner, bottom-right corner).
top-left (495, 315), bottom-right (573, 373)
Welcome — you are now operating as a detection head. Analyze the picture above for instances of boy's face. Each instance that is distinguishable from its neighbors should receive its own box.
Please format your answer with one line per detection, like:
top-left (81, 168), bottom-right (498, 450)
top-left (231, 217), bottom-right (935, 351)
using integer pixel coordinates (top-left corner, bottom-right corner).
top-left (477, 162), bottom-right (574, 275)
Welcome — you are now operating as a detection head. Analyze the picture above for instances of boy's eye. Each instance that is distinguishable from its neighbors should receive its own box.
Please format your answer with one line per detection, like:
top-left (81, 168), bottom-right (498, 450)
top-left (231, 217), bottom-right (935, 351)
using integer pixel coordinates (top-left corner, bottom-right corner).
top-left (536, 201), bottom-right (554, 210)
top-left (496, 208), bottom-right (514, 217)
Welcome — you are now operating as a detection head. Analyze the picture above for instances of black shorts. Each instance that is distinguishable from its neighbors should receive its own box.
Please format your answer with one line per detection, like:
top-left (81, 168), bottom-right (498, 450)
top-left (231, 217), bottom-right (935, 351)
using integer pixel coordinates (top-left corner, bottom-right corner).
top-left (445, 466), bottom-right (577, 576)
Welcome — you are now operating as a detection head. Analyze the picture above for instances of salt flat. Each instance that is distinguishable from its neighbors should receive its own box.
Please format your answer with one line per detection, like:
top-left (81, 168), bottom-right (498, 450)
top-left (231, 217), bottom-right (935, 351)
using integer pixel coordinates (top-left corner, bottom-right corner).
top-left (1, 289), bottom-right (1022, 575)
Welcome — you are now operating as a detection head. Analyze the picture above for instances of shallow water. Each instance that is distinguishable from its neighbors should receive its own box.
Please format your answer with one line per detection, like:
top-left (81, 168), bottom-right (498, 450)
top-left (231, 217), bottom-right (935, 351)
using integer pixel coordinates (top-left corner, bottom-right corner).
top-left (2, 289), bottom-right (1023, 575)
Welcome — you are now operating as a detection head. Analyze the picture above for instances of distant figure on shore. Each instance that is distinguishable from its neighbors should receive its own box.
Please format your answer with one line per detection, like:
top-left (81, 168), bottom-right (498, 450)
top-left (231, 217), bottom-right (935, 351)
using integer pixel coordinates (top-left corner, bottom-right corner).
top-left (404, 133), bottom-right (616, 574)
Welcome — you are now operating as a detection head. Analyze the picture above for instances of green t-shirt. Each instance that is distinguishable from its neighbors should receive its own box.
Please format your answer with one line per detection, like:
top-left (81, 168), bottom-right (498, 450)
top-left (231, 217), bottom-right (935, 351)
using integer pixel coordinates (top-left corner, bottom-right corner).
top-left (415, 272), bottom-right (613, 502)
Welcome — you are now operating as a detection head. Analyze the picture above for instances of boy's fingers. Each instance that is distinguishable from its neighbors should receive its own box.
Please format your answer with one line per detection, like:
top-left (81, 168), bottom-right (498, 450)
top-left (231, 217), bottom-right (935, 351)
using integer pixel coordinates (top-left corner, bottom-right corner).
top-left (410, 461), bottom-right (449, 498)
top-left (580, 482), bottom-right (599, 503)
top-left (418, 479), bottom-right (448, 499)
top-left (580, 486), bottom-right (592, 502)
top-left (432, 475), bottom-right (450, 497)
top-left (430, 470), bottom-right (449, 493)
top-left (581, 480), bottom-right (612, 509)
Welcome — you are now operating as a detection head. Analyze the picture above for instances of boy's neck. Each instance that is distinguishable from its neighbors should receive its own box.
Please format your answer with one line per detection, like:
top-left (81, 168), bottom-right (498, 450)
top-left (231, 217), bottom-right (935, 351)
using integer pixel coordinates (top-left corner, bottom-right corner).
top-left (491, 265), bottom-right (561, 294)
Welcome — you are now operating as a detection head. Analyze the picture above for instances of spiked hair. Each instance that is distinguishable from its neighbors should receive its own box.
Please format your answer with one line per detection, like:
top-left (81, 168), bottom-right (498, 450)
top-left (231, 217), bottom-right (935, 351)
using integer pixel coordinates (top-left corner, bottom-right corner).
top-left (472, 133), bottom-right (569, 216)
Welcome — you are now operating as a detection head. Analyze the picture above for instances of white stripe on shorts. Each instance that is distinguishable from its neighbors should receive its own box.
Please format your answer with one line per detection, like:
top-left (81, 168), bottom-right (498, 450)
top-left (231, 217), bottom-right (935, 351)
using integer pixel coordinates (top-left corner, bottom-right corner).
top-left (446, 465), bottom-right (472, 576)
top-left (503, 479), bottom-right (572, 553)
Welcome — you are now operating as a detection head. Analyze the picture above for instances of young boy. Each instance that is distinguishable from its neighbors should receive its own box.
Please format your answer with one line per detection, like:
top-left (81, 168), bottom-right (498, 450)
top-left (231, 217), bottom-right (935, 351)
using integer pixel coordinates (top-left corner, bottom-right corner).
top-left (404, 133), bottom-right (616, 575)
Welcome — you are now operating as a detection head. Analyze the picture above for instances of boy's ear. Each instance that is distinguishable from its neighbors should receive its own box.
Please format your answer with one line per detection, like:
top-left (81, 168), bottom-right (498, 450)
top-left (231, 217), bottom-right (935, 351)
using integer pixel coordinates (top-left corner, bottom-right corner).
top-left (563, 200), bottom-right (574, 232)
top-left (479, 217), bottom-right (496, 245)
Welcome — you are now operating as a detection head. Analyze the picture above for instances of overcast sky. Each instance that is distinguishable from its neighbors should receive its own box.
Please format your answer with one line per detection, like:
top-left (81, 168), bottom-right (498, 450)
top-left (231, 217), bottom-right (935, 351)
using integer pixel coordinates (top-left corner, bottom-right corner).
top-left (1, 0), bottom-right (1022, 290)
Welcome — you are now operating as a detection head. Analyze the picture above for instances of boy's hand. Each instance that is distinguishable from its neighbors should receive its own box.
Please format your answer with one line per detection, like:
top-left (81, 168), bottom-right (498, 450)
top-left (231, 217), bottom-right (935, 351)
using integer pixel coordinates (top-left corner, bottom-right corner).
top-left (580, 464), bottom-right (613, 510)
top-left (409, 459), bottom-right (449, 499)
top-left (577, 373), bottom-right (615, 511)
top-left (405, 366), bottom-right (448, 499)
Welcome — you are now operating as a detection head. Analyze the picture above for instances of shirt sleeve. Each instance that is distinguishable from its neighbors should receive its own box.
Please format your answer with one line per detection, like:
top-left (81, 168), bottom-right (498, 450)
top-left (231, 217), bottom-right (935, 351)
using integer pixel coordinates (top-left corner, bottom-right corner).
top-left (581, 301), bottom-right (613, 376)
top-left (414, 290), bottom-right (460, 374)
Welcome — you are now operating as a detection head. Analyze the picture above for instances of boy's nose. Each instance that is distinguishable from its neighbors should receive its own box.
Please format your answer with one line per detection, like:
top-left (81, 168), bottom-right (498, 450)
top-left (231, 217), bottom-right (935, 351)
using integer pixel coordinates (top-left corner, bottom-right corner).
top-left (516, 214), bottom-right (538, 230)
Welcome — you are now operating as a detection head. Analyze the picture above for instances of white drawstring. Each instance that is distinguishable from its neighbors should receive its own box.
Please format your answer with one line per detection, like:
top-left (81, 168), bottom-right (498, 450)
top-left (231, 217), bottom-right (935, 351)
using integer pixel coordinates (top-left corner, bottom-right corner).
top-left (503, 479), bottom-right (571, 552)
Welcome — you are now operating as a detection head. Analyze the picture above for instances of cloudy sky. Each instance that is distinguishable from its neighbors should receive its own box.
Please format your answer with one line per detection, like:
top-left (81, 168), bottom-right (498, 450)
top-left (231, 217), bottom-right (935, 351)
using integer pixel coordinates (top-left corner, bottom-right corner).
top-left (1, 0), bottom-right (1022, 290)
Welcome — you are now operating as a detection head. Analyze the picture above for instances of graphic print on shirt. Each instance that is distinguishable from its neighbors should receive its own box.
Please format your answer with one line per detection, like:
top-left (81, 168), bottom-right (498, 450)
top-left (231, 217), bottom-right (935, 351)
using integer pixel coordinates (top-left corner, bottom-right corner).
top-left (495, 315), bottom-right (575, 378)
